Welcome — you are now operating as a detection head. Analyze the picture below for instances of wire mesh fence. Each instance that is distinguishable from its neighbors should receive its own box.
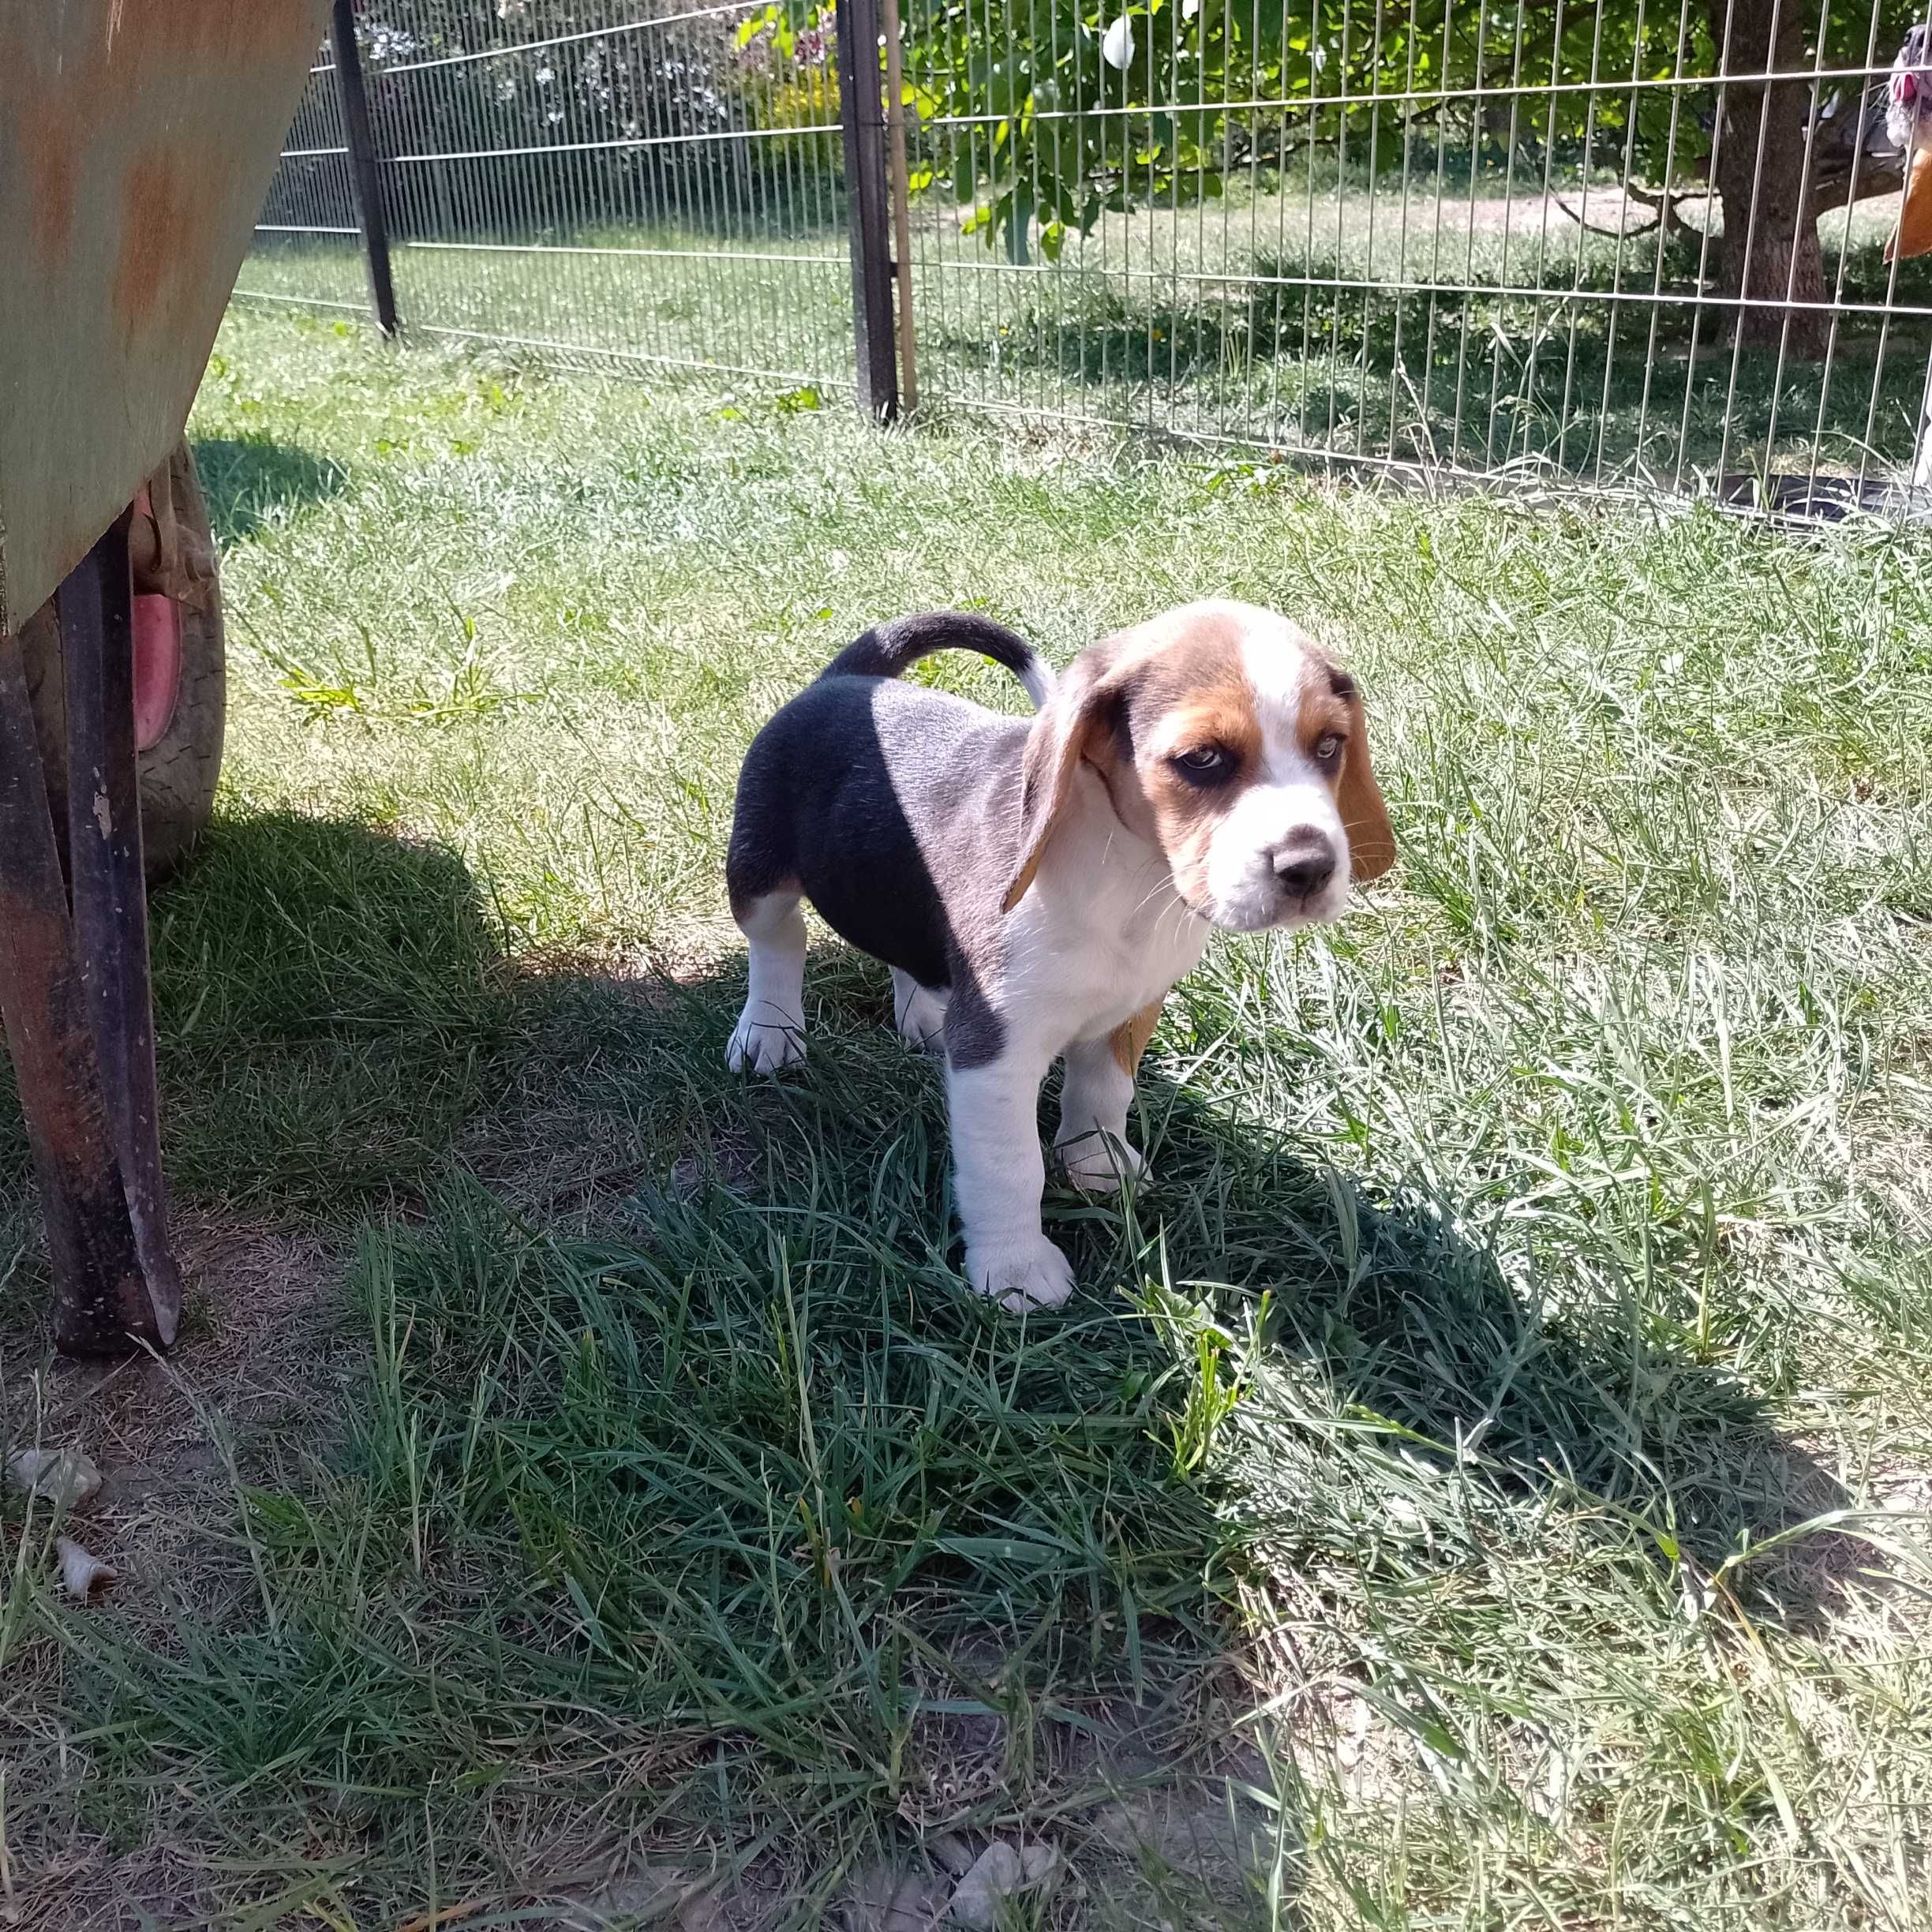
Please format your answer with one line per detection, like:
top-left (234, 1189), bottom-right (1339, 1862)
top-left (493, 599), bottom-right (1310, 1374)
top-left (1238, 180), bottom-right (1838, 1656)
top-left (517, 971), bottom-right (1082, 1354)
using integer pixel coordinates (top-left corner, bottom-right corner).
top-left (240, 49), bottom-right (375, 320)
top-left (242, 1), bottom-right (1932, 512)
top-left (240, 1), bottom-right (856, 391)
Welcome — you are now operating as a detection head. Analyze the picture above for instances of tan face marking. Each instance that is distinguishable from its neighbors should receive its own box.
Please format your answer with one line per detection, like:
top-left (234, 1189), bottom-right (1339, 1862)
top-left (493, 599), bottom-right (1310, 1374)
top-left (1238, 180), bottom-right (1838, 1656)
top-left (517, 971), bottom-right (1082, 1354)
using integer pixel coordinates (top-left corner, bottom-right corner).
top-left (1298, 688), bottom-right (1353, 762)
top-left (1136, 694), bottom-right (1264, 906)
top-left (1086, 615), bottom-right (1260, 909)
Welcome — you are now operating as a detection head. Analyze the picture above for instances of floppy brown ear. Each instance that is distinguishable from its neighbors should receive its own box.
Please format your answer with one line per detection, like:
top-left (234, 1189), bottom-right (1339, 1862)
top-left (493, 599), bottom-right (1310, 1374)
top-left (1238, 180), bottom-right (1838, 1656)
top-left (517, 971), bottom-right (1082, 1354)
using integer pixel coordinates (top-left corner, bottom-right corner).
top-left (1002, 647), bottom-right (1121, 912)
top-left (1339, 691), bottom-right (1396, 884)
top-left (1888, 147), bottom-right (1932, 262)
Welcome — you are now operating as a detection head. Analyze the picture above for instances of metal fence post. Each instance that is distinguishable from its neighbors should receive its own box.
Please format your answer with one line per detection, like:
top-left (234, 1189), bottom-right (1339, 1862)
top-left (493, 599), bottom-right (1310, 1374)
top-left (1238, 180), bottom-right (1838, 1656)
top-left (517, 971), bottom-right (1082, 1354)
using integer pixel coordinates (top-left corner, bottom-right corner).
top-left (331, 0), bottom-right (399, 338)
top-left (835, 0), bottom-right (898, 422)
top-left (881, 0), bottom-right (918, 414)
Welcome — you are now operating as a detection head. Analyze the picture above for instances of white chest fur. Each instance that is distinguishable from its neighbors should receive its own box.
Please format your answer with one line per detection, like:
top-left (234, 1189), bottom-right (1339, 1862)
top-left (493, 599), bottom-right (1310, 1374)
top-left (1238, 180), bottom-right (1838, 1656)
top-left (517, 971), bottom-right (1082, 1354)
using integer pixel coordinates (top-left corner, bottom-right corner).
top-left (1003, 767), bottom-right (1208, 1055)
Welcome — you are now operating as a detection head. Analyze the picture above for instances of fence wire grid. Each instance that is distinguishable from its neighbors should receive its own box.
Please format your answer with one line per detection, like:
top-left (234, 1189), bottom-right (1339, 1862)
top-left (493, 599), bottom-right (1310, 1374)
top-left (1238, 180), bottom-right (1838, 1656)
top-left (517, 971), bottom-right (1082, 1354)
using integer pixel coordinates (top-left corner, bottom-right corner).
top-left (239, 0), bottom-right (1932, 512)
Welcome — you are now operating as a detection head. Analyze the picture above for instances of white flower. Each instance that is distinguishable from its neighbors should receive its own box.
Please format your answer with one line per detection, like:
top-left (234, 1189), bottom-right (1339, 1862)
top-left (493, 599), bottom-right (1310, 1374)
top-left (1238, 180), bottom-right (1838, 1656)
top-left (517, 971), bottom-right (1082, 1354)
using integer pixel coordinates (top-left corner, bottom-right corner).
top-left (1101, 15), bottom-right (1135, 71)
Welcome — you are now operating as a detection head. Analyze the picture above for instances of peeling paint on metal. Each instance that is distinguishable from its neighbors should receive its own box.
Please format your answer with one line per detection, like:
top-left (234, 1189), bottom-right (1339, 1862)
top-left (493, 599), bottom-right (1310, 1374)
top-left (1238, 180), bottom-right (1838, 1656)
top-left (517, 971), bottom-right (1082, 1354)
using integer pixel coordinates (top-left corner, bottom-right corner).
top-left (0, 1), bottom-right (331, 630)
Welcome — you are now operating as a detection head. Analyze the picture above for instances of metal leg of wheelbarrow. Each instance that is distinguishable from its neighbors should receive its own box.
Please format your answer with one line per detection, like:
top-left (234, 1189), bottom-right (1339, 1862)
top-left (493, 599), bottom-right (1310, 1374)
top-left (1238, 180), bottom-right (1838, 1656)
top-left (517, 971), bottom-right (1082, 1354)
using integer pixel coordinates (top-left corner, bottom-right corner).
top-left (0, 520), bottom-right (182, 1356)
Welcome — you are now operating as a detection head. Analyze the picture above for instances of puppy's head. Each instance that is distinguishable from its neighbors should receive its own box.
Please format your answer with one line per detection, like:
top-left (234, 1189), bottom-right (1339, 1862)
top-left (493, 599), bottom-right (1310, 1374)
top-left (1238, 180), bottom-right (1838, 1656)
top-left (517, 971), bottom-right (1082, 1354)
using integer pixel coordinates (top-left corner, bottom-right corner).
top-left (1004, 601), bottom-right (1395, 930)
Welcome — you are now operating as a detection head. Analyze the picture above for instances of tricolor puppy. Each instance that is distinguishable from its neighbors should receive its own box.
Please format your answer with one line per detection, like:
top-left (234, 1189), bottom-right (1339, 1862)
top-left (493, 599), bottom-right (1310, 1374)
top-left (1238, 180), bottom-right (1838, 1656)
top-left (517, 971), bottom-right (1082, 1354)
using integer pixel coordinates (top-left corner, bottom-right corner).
top-left (725, 602), bottom-right (1395, 1309)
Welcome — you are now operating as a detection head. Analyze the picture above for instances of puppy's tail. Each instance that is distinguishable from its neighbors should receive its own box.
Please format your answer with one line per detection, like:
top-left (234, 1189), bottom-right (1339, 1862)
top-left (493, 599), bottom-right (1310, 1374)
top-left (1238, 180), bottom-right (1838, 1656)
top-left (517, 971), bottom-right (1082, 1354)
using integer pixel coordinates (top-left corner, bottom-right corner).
top-left (819, 612), bottom-right (1054, 711)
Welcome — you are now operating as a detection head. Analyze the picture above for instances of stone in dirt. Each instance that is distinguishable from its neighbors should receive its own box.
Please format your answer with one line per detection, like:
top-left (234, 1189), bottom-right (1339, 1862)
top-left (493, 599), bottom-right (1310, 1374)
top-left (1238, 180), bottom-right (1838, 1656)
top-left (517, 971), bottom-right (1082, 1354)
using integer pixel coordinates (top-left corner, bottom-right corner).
top-left (6, 1447), bottom-right (103, 1510)
top-left (945, 1841), bottom-right (1060, 1929)
top-left (56, 1537), bottom-right (117, 1600)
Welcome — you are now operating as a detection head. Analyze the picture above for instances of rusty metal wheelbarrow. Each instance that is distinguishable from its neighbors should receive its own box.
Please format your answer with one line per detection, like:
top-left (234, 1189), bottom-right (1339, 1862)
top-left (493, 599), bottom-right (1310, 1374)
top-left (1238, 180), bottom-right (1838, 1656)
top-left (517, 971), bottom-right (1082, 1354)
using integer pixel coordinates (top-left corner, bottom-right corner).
top-left (1, 1), bottom-right (328, 1357)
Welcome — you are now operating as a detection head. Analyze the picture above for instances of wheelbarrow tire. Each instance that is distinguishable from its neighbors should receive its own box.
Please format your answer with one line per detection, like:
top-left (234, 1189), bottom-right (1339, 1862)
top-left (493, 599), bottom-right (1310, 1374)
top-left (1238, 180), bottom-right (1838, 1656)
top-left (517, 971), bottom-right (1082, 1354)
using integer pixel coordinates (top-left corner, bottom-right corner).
top-left (19, 441), bottom-right (226, 885)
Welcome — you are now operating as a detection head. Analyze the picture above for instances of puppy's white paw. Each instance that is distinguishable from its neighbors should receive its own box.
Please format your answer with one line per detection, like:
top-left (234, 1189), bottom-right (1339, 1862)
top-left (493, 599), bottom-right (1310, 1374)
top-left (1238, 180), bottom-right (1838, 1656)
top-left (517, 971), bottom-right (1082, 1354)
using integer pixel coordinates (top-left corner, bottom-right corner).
top-left (726, 1011), bottom-right (806, 1074)
top-left (891, 973), bottom-right (949, 1055)
top-left (965, 1234), bottom-right (1077, 1312)
top-left (1055, 1130), bottom-right (1149, 1194)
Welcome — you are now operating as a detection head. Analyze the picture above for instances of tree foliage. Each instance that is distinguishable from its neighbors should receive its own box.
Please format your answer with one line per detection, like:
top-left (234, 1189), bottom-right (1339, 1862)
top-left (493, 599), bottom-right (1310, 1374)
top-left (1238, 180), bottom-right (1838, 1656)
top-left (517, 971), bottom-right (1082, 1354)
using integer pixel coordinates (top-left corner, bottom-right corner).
top-left (331, 0), bottom-right (1932, 292)
top-left (872, 0), bottom-right (1932, 260)
top-left (352, 0), bottom-right (751, 233)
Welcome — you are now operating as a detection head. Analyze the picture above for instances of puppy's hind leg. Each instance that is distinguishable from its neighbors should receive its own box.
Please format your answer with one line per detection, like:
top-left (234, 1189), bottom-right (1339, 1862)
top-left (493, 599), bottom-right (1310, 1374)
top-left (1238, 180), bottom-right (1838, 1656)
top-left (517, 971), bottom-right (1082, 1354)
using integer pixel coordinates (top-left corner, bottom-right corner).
top-left (727, 886), bottom-right (809, 1073)
top-left (889, 968), bottom-right (949, 1054)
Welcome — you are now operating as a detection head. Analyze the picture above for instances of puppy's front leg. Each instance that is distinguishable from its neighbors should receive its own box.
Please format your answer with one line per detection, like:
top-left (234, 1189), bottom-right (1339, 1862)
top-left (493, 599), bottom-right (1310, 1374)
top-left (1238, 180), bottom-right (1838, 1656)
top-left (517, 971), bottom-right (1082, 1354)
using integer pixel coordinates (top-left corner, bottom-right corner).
top-left (1055, 1002), bottom-right (1161, 1192)
top-left (947, 1046), bottom-right (1073, 1310)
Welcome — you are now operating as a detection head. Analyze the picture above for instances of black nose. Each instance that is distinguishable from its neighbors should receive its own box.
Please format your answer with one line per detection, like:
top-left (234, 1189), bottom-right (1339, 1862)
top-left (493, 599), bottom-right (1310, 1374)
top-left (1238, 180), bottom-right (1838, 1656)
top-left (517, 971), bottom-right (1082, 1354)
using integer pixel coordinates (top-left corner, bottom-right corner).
top-left (1272, 834), bottom-right (1337, 899)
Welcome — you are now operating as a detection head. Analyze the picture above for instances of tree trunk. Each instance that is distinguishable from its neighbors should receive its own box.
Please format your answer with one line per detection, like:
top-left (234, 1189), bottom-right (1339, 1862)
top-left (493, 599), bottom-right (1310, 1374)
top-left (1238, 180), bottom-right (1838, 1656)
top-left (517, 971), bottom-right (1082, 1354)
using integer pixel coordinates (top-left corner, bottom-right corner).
top-left (1706, 0), bottom-right (1829, 358)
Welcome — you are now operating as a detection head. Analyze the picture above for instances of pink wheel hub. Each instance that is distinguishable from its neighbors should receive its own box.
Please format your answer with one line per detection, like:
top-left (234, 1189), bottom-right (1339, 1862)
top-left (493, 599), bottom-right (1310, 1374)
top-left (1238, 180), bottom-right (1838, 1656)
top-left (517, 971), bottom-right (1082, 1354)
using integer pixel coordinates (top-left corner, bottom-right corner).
top-left (130, 484), bottom-right (182, 752)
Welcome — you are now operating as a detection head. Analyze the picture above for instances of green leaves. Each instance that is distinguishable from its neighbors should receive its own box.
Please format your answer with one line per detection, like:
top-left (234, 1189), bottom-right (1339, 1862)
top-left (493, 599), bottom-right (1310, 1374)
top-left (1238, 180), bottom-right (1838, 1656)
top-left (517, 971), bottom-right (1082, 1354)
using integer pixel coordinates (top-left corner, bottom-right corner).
top-left (900, 0), bottom-right (1932, 262)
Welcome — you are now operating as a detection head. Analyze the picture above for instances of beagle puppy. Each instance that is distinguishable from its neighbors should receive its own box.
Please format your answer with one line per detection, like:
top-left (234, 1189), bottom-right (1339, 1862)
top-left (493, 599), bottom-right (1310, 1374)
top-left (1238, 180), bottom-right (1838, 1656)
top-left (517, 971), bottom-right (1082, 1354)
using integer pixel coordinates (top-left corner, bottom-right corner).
top-left (725, 603), bottom-right (1395, 1309)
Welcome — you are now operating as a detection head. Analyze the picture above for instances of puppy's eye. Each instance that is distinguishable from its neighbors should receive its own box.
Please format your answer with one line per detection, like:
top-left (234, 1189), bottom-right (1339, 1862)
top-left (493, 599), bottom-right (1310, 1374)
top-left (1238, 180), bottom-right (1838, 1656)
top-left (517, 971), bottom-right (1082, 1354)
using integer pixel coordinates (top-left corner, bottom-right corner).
top-left (1312, 732), bottom-right (1345, 762)
top-left (1172, 746), bottom-right (1234, 784)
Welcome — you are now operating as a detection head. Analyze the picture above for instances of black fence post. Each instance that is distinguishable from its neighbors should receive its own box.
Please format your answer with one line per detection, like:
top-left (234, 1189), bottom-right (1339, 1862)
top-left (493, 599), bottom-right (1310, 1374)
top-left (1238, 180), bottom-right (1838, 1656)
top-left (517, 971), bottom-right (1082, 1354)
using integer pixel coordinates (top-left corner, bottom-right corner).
top-left (331, 0), bottom-right (399, 338)
top-left (835, 0), bottom-right (898, 422)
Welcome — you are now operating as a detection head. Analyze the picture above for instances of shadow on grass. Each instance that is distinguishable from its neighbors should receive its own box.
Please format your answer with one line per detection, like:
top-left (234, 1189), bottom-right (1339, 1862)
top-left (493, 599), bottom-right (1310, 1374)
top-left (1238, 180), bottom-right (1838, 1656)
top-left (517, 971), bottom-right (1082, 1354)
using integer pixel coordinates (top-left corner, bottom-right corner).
top-left (0, 811), bottom-right (498, 1330)
top-left (147, 811), bottom-right (502, 1208)
top-left (193, 435), bottom-right (349, 547)
top-left (611, 949), bottom-right (1852, 1562)
top-left (1124, 1069), bottom-right (1845, 1571)
top-left (943, 236), bottom-right (1932, 481)
top-left (0, 814), bottom-right (1849, 1923)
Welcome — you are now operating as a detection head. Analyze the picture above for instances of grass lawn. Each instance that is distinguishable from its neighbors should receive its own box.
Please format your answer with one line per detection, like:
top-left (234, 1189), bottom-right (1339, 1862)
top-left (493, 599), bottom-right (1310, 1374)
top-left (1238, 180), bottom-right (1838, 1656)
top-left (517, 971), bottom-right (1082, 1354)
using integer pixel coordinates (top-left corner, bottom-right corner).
top-left (3, 305), bottom-right (1932, 1927)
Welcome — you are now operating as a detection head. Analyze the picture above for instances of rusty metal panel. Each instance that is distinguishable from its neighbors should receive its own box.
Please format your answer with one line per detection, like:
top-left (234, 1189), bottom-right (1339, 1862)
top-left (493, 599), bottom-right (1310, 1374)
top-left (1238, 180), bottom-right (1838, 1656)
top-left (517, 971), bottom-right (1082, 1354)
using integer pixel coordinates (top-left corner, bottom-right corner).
top-left (0, 0), bottom-right (329, 633)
